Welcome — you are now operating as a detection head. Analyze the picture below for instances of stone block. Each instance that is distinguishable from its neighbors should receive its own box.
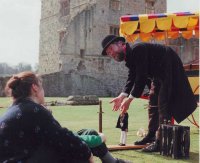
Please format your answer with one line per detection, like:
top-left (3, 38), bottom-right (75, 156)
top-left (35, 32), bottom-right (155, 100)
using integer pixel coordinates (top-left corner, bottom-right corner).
top-left (65, 95), bottom-right (99, 105)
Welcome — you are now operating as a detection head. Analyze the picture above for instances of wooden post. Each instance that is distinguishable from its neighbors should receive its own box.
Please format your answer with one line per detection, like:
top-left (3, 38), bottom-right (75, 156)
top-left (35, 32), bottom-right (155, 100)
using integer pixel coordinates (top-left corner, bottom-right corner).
top-left (98, 100), bottom-right (104, 133)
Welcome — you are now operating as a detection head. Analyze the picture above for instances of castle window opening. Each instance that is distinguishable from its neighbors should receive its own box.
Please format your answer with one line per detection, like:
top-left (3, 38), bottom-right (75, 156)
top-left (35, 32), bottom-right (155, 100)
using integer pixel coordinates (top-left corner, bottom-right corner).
top-left (60, 0), bottom-right (70, 16)
top-left (110, 0), bottom-right (121, 11)
top-left (80, 49), bottom-right (85, 58)
top-left (110, 25), bottom-right (119, 36)
top-left (59, 31), bottom-right (66, 44)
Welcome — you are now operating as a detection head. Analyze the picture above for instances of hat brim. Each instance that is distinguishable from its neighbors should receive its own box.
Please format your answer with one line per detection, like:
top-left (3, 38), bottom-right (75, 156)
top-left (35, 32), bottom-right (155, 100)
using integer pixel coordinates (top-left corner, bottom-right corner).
top-left (101, 37), bottom-right (125, 56)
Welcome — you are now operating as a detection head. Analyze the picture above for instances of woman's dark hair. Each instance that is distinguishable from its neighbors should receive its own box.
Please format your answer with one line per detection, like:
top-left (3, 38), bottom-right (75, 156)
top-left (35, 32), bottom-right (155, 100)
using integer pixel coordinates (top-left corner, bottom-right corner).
top-left (5, 71), bottom-right (41, 99)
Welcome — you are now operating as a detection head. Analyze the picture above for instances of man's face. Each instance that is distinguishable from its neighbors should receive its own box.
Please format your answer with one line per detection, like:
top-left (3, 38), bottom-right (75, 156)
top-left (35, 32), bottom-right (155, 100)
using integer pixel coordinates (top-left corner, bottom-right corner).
top-left (106, 42), bottom-right (125, 62)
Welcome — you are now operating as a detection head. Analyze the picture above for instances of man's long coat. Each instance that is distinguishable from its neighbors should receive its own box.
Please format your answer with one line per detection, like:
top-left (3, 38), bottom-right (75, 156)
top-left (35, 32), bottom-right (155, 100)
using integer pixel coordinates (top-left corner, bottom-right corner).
top-left (123, 43), bottom-right (197, 123)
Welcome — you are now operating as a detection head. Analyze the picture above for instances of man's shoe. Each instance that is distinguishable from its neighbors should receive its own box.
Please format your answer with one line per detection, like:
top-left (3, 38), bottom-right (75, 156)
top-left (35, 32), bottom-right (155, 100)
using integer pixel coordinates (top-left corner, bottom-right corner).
top-left (116, 158), bottom-right (133, 163)
top-left (141, 141), bottom-right (160, 152)
top-left (118, 143), bottom-right (126, 146)
top-left (134, 135), bottom-right (155, 145)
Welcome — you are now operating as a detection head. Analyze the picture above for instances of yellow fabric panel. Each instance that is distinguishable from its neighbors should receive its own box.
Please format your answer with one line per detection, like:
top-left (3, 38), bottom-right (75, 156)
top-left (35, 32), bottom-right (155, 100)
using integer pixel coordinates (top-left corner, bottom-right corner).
top-left (168, 31), bottom-right (179, 39)
top-left (181, 31), bottom-right (193, 39)
top-left (188, 16), bottom-right (199, 27)
top-left (140, 33), bottom-right (152, 42)
top-left (140, 19), bottom-right (155, 33)
top-left (188, 77), bottom-right (199, 95)
top-left (139, 15), bottom-right (155, 33)
top-left (125, 34), bottom-right (139, 43)
top-left (153, 32), bottom-right (166, 40)
top-left (119, 28), bottom-right (123, 37)
top-left (156, 17), bottom-right (172, 30)
top-left (120, 21), bottom-right (138, 35)
top-left (173, 16), bottom-right (189, 28)
top-left (119, 12), bottom-right (199, 42)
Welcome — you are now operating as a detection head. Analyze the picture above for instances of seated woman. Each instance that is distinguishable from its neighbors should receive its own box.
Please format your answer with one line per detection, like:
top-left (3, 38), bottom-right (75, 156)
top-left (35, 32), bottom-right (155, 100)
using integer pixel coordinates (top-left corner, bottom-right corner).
top-left (0, 71), bottom-right (130, 163)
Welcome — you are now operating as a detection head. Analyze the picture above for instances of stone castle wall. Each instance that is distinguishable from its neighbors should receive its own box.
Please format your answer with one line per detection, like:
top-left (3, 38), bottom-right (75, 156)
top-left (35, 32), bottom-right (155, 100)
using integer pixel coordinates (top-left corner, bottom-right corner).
top-left (37, 0), bottom-right (198, 97)
top-left (39, 0), bottom-right (167, 75)
top-left (42, 54), bottom-right (128, 97)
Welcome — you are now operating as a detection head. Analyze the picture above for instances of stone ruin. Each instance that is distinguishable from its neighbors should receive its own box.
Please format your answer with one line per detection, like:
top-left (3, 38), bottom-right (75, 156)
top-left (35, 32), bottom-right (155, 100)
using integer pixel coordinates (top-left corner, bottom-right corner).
top-left (65, 95), bottom-right (99, 105)
top-left (45, 95), bottom-right (99, 106)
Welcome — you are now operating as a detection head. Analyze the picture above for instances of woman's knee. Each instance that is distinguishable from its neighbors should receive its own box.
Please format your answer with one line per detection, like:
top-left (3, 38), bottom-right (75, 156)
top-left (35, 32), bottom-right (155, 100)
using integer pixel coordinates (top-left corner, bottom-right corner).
top-left (79, 129), bottom-right (99, 136)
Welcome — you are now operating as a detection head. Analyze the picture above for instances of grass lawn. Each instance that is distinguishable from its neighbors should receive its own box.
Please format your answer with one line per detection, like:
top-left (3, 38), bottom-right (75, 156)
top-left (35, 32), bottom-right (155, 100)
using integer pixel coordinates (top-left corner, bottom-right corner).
top-left (0, 97), bottom-right (199, 163)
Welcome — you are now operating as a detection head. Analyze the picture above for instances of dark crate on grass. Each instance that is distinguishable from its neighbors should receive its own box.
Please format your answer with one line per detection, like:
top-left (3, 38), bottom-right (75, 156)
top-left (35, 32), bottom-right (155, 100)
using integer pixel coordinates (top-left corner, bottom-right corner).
top-left (160, 124), bottom-right (190, 159)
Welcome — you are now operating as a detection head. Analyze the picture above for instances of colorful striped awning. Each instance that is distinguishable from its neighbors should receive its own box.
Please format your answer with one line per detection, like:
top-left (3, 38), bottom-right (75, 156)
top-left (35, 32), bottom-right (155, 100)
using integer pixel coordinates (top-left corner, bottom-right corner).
top-left (120, 12), bottom-right (199, 42)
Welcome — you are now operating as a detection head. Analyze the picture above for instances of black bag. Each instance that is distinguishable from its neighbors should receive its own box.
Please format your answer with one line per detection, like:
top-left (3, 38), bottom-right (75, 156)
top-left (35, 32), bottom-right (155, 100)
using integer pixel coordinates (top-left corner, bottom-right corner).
top-left (160, 124), bottom-right (190, 159)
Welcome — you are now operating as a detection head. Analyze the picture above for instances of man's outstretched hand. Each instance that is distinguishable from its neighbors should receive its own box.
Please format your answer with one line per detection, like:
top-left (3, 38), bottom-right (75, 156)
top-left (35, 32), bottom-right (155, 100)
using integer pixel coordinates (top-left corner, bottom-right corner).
top-left (120, 98), bottom-right (133, 114)
top-left (110, 95), bottom-right (126, 111)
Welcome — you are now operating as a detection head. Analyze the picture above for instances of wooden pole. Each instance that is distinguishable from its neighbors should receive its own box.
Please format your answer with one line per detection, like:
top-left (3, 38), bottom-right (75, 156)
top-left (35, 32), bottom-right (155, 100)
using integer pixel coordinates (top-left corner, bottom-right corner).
top-left (98, 100), bottom-right (104, 133)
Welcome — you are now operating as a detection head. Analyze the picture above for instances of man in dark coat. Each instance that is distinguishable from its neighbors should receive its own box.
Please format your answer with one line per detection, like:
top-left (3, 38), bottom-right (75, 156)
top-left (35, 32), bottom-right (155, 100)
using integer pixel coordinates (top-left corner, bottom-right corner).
top-left (101, 35), bottom-right (197, 152)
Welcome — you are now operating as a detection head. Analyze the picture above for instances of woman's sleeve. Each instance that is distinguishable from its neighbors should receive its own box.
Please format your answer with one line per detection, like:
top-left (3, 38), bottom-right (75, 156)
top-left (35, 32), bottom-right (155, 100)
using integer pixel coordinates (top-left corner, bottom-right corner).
top-left (35, 105), bottom-right (91, 161)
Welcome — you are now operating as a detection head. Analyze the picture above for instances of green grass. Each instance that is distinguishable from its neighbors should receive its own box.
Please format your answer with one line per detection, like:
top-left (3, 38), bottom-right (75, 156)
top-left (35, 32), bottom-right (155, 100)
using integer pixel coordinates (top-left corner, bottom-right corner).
top-left (0, 97), bottom-right (199, 163)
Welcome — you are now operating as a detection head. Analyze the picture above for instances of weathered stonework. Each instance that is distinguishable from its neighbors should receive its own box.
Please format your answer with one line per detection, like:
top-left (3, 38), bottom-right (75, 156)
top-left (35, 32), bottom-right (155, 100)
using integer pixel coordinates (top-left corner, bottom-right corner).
top-left (39, 0), bottom-right (167, 74)
top-left (169, 38), bottom-right (199, 64)
top-left (0, 76), bottom-right (10, 97)
top-left (39, 0), bottom-right (198, 97)
top-left (65, 95), bottom-right (99, 105)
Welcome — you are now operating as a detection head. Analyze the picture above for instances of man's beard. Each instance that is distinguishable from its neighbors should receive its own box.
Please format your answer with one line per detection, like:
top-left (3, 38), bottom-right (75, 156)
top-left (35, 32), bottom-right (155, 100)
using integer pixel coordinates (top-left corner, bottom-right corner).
top-left (116, 51), bottom-right (125, 62)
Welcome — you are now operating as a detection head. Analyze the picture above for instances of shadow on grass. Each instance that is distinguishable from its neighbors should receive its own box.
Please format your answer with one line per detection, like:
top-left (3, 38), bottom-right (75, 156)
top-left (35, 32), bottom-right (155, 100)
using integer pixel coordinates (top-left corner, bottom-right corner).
top-left (189, 152), bottom-right (199, 163)
top-left (112, 151), bottom-right (138, 159)
top-left (128, 150), bottom-right (199, 163)
top-left (112, 150), bottom-right (199, 163)
top-left (192, 131), bottom-right (199, 135)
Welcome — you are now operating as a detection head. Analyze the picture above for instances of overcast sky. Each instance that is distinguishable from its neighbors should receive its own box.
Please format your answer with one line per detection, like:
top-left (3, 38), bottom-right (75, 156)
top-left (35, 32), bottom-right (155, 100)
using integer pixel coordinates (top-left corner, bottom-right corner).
top-left (0, 0), bottom-right (41, 67)
top-left (0, 0), bottom-right (199, 67)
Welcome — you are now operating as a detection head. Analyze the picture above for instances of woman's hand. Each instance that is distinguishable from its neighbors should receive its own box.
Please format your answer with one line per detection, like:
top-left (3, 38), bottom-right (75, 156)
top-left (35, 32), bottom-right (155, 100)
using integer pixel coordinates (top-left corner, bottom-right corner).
top-left (120, 98), bottom-right (133, 114)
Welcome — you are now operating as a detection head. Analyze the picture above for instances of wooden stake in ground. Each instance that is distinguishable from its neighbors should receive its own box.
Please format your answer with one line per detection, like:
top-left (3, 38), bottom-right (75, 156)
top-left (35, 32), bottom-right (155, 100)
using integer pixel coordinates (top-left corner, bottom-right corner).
top-left (98, 100), bottom-right (104, 133)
